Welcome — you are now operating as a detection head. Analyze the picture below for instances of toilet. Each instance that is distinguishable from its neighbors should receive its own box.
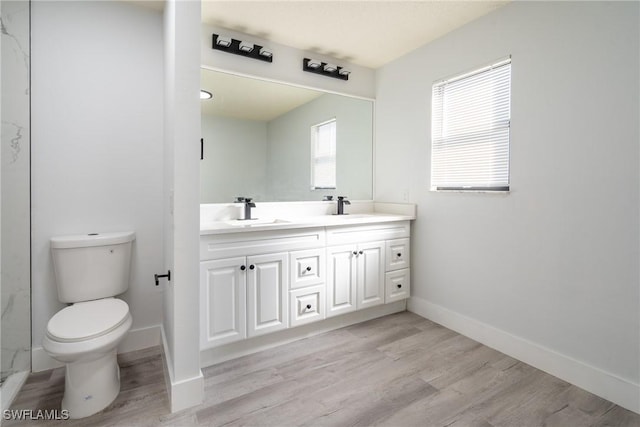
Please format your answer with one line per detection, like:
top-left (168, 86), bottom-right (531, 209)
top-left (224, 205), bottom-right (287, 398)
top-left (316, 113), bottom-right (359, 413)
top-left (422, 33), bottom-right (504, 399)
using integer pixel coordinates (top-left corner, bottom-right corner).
top-left (42, 231), bottom-right (135, 419)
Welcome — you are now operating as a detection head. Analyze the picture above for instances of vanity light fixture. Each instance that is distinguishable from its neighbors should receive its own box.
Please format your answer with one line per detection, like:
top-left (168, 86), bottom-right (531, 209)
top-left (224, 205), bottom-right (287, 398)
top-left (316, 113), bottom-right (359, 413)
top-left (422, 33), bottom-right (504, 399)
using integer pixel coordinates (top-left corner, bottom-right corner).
top-left (212, 34), bottom-right (273, 63)
top-left (200, 90), bottom-right (213, 100)
top-left (303, 58), bottom-right (349, 81)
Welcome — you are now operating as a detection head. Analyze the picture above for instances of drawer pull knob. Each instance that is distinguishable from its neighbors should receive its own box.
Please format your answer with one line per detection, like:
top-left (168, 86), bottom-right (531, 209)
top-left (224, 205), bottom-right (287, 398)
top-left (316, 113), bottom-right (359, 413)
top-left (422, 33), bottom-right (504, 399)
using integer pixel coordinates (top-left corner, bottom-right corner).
top-left (249, 264), bottom-right (255, 270)
top-left (359, 250), bottom-right (363, 255)
top-left (397, 284), bottom-right (402, 288)
top-left (240, 265), bottom-right (246, 271)
top-left (353, 251), bottom-right (358, 255)
top-left (306, 266), bottom-right (312, 272)
top-left (397, 253), bottom-right (402, 257)
top-left (306, 304), bottom-right (312, 310)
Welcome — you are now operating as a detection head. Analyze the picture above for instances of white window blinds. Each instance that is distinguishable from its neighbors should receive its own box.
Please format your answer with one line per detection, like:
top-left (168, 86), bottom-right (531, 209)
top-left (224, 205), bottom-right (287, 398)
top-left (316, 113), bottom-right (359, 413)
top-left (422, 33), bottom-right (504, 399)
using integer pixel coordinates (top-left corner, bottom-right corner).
top-left (431, 58), bottom-right (511, 191)
top-left (311, 119), bottom-right (337, 189)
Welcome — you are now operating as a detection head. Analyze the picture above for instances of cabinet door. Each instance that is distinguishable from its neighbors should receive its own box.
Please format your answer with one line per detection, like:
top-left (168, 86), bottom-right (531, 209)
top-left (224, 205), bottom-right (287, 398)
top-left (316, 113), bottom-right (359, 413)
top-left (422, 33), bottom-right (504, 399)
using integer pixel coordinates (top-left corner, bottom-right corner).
top-left (326, 245), bottom-right (357, 318)
top-left (200, 257), bottom-right (246, 349)
top-left (357, 241), bottom-right (386, 310)
top-left (246, 252), bottom-right (289, 337)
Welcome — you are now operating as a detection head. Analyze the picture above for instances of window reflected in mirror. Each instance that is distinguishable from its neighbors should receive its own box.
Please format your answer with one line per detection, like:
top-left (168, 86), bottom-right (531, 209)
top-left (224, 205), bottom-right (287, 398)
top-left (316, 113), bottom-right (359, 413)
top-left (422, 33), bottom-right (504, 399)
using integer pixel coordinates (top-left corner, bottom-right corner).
top-left (310, 118), bottom-right (337, 190)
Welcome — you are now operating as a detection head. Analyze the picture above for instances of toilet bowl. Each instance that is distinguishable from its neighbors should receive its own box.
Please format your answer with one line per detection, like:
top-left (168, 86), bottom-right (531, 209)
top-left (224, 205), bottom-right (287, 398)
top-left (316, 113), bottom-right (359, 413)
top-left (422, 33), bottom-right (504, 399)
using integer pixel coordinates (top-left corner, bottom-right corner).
top-left (43, 231), bottom-right (135, 419)
top-left (42, 298), bottom-right (132, 418)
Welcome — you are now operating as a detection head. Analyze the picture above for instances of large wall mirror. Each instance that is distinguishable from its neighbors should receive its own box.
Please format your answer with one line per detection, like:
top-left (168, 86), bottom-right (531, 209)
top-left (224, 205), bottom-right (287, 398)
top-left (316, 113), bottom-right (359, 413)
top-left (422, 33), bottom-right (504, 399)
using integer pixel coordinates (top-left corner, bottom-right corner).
top-left (200, 68), bottom-right (374, 203)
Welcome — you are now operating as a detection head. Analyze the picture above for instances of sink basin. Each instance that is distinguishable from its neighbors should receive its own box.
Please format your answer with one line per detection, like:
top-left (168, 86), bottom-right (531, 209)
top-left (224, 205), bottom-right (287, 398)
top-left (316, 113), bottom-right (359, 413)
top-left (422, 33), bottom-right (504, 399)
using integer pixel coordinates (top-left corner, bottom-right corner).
top-left (225, 218), bottom-right (290, 227)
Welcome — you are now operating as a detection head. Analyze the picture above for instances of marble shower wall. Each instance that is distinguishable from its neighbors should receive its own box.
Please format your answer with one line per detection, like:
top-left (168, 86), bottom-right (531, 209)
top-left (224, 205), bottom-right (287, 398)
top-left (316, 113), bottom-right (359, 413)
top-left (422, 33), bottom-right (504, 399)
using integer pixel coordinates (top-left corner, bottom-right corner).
top-left (1, 0), bottom-right (31, 381)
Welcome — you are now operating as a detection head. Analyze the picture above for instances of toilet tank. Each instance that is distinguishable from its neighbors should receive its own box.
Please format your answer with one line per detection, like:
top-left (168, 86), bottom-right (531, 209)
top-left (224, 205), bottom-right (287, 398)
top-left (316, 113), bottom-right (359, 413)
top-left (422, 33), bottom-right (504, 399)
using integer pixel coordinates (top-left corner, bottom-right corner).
top-left (50, 231), bottom-right (136, 303)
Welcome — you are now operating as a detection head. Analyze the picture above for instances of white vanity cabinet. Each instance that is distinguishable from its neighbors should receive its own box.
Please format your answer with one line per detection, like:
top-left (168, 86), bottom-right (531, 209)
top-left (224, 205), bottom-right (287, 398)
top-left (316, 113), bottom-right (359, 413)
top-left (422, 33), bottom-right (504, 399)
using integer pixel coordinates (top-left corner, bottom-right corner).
top-left (200, 219), bottom-right (412, 349)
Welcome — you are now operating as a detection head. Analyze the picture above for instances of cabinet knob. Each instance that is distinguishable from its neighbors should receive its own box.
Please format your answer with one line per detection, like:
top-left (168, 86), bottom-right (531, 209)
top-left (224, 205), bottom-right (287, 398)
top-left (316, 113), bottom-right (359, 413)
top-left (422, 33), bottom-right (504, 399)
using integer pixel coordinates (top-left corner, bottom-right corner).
top-left (359, 250), bottom-right (363, 255)
top-left (353, 251), bottom-right (358, 255)
top-left (240, 265), bottom-right (246, 271)
top-left (249, 264), bottom-right (255, 270)
top-left (306, 304), bottom-right (312, 310)
top-left (397, 253), bottom-right (402, 257)
top-left (397, 284), bottom-right (402, 288)
top-left (306, 266), bottom-right (312, 272)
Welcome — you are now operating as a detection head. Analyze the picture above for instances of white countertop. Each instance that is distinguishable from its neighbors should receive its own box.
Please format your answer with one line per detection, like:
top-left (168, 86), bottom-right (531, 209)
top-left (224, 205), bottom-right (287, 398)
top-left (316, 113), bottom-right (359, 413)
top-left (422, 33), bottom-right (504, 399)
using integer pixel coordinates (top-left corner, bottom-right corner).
top-left (200, 212), bottom-right (415, 235)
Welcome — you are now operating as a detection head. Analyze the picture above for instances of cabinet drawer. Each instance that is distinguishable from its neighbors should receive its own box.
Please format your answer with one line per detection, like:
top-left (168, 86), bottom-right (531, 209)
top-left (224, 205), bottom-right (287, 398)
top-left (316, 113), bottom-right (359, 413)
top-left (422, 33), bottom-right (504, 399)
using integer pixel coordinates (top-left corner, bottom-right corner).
top-left (289, 285), bottom-right (325, 327)
top-left (385, 238), bottom-right (410, 271)
top-left (289, 248), bottom-right (325, 289)
top-left (385, 268), bottom-right (410, 303)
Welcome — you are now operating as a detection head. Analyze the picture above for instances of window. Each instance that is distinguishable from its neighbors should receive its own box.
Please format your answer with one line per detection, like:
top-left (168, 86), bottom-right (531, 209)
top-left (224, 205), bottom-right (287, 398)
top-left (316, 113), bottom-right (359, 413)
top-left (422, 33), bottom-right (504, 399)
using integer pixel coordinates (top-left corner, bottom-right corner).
top-left (311, 118), bottom-right (337, 189)
top-left (431, 58), bottom-right (511, 191)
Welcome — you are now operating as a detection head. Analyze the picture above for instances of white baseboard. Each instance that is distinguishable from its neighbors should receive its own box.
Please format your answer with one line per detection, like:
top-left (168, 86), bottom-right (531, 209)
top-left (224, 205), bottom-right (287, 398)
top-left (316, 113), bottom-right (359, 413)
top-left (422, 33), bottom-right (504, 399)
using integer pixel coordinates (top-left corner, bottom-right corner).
top-left (31, 324), bottom-right (161, 372)
top-left (201, 300), bottom-right (407, 368)
top-left (160, 325), bottom-right (204, 413)
top-left (408, 296), bottom-right (640, 414)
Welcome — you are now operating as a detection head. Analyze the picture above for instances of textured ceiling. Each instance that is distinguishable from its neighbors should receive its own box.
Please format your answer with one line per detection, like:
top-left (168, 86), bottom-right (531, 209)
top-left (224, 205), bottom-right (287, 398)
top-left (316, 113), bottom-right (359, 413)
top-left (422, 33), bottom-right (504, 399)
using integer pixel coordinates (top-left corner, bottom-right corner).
top-left (201, 1), bottom-right (510, 69)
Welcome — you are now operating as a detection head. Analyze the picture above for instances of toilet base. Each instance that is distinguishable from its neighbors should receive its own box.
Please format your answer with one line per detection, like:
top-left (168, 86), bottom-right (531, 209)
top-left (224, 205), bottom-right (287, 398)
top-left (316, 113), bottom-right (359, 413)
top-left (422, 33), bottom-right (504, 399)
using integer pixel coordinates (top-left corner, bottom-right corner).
top-left (62, 349), bottom-right (121, 419)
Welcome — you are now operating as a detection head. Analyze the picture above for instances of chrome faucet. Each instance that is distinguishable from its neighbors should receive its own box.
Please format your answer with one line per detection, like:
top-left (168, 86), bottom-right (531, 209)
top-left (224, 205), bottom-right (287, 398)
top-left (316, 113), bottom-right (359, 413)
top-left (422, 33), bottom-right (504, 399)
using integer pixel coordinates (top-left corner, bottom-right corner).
top-left (336, 196), bottom-right (351, 215)
top-left (235, 197), bottom-right (257, 220)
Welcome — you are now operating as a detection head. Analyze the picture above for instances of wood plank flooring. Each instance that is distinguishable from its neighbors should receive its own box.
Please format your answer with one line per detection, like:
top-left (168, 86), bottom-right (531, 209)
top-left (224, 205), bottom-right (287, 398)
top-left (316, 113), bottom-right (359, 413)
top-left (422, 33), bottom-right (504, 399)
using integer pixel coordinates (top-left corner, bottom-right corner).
top-left (6, 312), bottom-right (639, 426)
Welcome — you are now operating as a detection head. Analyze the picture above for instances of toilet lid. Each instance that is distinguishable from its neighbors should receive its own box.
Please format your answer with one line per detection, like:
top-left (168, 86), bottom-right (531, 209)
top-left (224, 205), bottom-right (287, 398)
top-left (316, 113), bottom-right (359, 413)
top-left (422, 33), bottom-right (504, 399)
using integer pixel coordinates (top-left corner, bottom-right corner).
top-left (47, 299), bottom-right (130, 342)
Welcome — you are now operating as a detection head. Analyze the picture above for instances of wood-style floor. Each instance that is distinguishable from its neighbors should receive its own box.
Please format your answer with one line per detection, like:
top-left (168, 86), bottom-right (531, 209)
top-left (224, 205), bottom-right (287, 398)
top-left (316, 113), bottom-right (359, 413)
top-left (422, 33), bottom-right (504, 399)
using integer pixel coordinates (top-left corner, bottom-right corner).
top-left (7, 312), bottom-right (639, 426)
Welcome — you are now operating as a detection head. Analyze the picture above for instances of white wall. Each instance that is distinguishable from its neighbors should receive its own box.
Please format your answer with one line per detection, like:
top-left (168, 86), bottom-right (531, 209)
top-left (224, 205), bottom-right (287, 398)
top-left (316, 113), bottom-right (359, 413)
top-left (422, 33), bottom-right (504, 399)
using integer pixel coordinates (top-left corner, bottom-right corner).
top-left (375, 1), bottom-right (639, 411)
top-left (201, 24), bottom-right (375, 100)
top-left (31, 1), bottom-right (164, 357)
top-left (267, 93), bottom-right (373, 201)
top-left (162, 0), bottom-right (203, 412)
top-left (200, 115), bottom-right (268, 202)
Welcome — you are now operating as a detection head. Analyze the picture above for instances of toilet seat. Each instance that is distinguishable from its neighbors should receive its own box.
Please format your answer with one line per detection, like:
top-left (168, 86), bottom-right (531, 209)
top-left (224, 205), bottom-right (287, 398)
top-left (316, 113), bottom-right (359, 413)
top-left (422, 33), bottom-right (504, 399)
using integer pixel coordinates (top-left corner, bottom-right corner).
top-left (46, 298), bottom-right (130, 343)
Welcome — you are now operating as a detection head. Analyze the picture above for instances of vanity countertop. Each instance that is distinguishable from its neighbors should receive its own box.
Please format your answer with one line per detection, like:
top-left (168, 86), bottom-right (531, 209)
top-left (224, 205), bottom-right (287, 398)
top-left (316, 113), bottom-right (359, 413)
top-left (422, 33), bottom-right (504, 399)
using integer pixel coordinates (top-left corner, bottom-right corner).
top-left (200, 212), bottom-right (415, 235)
